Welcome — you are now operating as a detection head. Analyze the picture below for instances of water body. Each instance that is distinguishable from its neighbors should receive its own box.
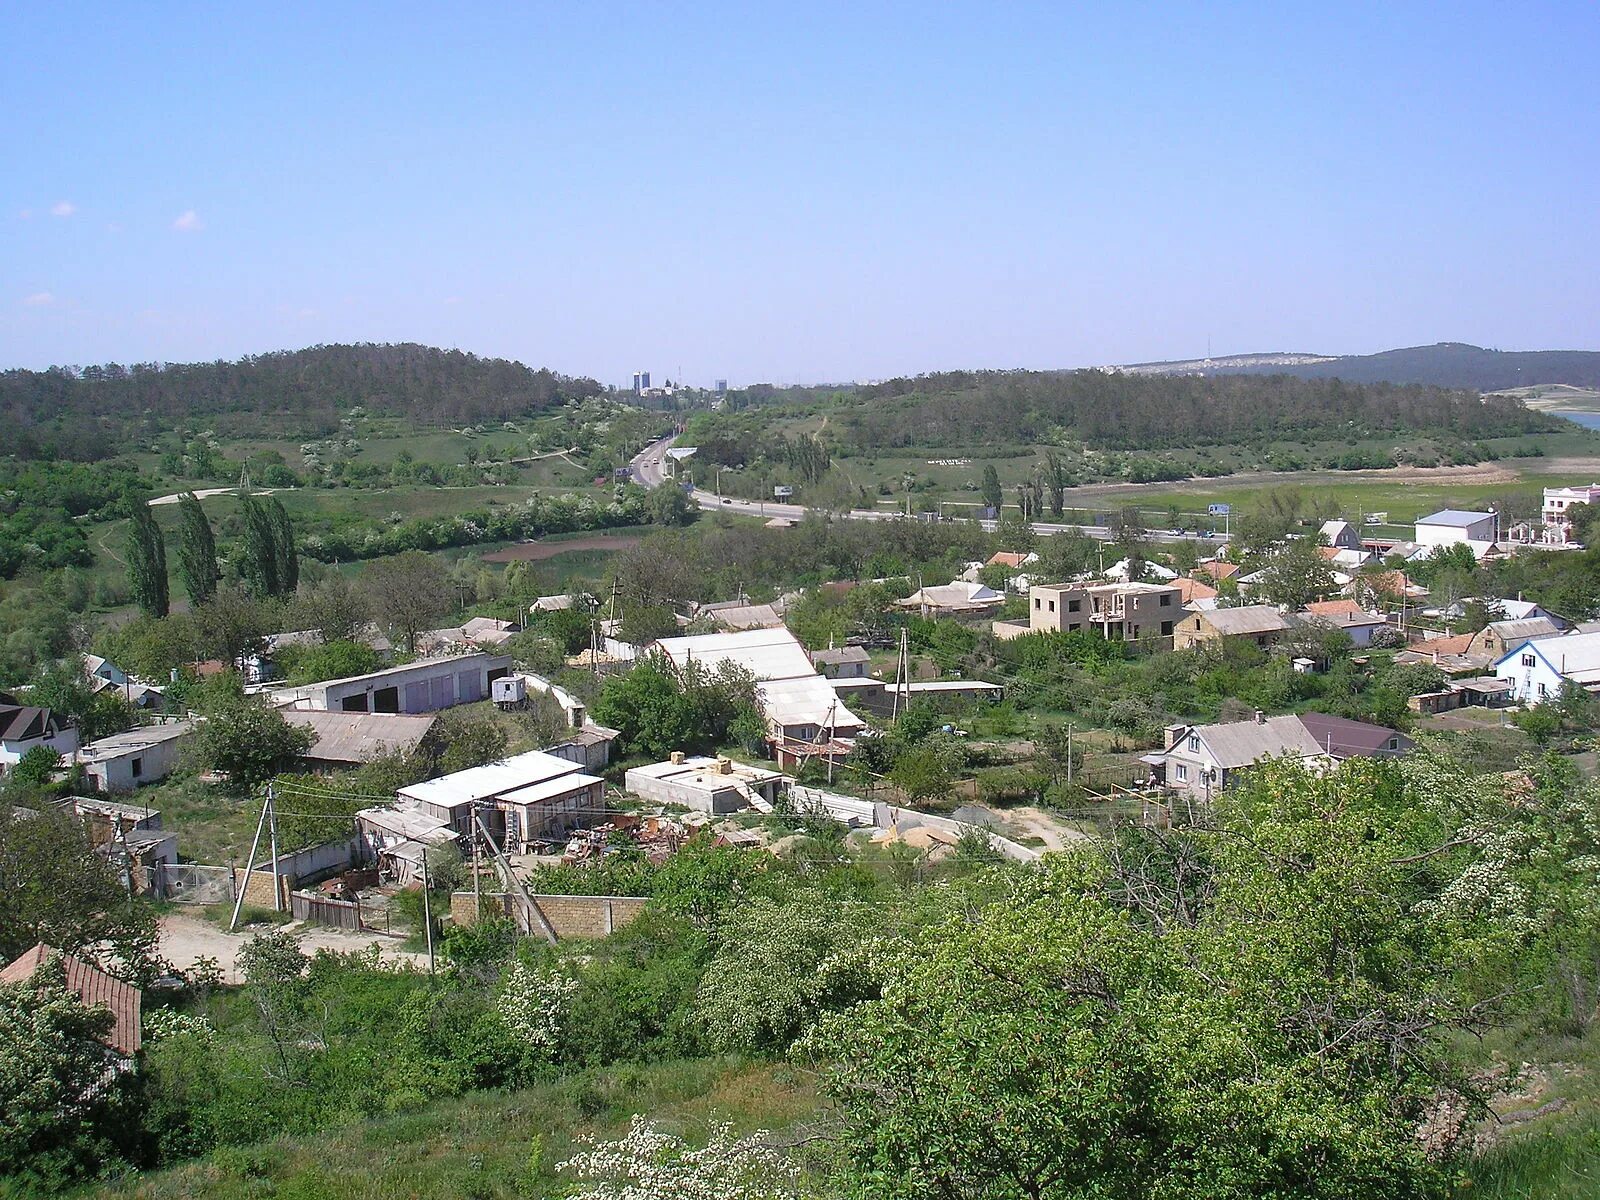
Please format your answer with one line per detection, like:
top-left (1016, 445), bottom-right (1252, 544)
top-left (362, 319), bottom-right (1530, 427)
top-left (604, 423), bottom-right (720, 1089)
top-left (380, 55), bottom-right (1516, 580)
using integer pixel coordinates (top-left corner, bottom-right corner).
top-left (1557, 411), bottom-right (1600, 430)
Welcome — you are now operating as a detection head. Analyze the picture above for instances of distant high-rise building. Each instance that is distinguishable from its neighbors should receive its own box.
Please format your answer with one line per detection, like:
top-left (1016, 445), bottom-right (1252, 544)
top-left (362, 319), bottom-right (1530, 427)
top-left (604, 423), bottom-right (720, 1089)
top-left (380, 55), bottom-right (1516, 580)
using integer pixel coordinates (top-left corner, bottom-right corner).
top-left (715, 379), bottom-right (728, 396)
top-left (631, 372), bottom-right (642, 394)
top-left (640, 371), bottom-right (651, 391)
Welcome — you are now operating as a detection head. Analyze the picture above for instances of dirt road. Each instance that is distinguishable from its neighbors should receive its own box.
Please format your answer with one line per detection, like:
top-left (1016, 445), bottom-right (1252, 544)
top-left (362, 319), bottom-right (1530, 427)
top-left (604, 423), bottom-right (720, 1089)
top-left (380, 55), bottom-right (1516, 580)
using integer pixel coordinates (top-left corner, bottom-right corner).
top-left (160, 911), bottom-right (426, 982)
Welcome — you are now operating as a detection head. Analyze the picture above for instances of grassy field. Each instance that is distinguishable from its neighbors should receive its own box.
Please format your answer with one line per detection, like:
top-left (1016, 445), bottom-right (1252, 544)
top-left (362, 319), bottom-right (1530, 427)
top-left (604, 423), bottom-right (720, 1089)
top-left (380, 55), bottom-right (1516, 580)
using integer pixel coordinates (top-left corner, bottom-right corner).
top-left (78, 1058), bottom-right (824, 1200)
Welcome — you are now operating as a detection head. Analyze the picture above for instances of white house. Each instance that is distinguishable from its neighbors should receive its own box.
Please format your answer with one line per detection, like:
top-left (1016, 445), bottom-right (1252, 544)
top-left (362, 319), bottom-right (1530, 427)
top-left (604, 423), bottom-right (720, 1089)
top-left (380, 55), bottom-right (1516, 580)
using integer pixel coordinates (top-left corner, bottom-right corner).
top-left (0, 697), bottom-right (78, 773)
top-left (1319, 519), bottom-right (1364, 551)
top-left (1493, 631), bottom-right (1600, 705)
top-left (1148, 712), bottom-right (1410, 799)
top-left (1543, 484), bottom-right (1600, 529)
top-left (1415, 510), bottom-right (1497, 551)
top-left (78, 721), bottom-right (198, 792)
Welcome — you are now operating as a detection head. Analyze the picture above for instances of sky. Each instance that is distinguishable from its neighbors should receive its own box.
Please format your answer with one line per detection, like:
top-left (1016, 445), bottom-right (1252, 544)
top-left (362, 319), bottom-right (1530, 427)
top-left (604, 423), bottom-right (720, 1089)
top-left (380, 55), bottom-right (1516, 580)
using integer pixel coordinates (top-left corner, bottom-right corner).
top-left (3, 2), bottom-right (1598, 387)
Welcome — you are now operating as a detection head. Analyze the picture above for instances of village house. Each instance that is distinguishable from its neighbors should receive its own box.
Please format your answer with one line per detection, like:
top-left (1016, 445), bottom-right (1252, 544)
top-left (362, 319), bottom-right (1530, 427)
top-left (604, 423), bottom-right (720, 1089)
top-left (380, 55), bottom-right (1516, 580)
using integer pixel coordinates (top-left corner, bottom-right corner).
top-left (1171, 605), bottom-right (1290, 651)
top-left (1494, 631), bottom-right (1600, 705)
top-left (1294, 606), bottom-right (1390, 649)
top-left (1146, 711), bottom-right (1411, 799)
top-left (810, 645), bottom-right (871, 679)
top-left (0, 694), bottom-right (78, 773)
top-left (394, 748), bottom-right (605, 850)
top-left (1319, 519), bottom-right (1365, 551)
top-left (1415, 509), bottom-right (1499, 558)
top-left (894, 580), bottom-right (1006, 619)
top-left (1542, 484), bottom-right (1600, 542)
top-left (77, 720), bottom-right (197, 792)
top-left (1467, 616), bottom-right (1567, 660)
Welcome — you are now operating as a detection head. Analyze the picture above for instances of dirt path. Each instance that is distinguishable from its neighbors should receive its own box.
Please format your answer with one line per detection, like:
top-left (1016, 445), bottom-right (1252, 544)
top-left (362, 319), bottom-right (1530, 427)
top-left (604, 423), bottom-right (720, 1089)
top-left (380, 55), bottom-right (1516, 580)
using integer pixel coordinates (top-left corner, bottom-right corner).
top-left (148, 486), bottom-right (284, 507)
top-left (160, 911), bottom-right (426, 983)
top-left (1000, 805), bottom-right (1089, 852)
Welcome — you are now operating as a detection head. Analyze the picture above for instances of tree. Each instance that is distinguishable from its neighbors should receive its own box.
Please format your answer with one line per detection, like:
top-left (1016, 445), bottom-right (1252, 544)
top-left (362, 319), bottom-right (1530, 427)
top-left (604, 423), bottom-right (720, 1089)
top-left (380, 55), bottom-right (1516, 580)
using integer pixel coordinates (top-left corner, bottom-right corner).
top-left (0, 801), bottom-right (158, 977)
top-left (292, 573), bottom-right (370, 645)
top-left (236, 492), bottom-right (280, 599)
top-left (980, 464), bottom-right (1002, 514)
top-left (1256, 537), bottom-right (1338, 609)
top-left (191, 700), bottom-right (314, 789)
top-left (264, 497), bottom-right (299, 597)
top-left (592, 656), bottom-right (756, 758)
top-left (618, 603), bottom-right (679, 646)
top-left (280, 639), bottom-right (378, 685)
top-left (1042, 451), bottom-right (1068, 518)
top-left (175, 492), bottom-right (219, 608)
top-left (993, 509), bottom-right (1035, 553)
top-left (7, 747), bottom-right (62, 791)
top-left (362, 551), bottom-right (452, 655)
top-left (125, 503), bottom-right (168, 618)
top-left (434, 711), bottom-right (509, 774)
top-left (0, 961), bottom-right (136, 1187)
top-left (194, 586), bottom-right (270, 672)
top-left (888, 747), bottom-right (953, 806)
top-left (648, 483), bottom-right (696, 527)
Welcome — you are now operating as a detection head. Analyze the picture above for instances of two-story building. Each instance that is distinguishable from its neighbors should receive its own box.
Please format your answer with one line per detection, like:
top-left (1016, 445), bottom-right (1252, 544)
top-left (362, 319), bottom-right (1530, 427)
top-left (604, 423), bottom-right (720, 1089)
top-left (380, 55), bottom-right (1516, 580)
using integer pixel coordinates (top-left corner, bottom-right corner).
top-left (1494, 630), bottom-right (1600, 705)
top-left (1025, 581), bottom-right (1184, 644)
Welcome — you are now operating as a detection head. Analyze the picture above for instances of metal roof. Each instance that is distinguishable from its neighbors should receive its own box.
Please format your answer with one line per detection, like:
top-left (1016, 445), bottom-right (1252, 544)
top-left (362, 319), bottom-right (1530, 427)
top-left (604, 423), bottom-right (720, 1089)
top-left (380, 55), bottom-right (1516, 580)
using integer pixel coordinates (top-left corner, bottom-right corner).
top-left (355, 804), bottom-right (457, 843)
top-left (1499, 630), bottom-right (1600, 676)
top-left (77, 721), bottom-right (197, 765)
top-left (1197, 606), bottom-right (1290, 635)
top-left (1195, 715), bottom-right (1325, 769)
top-left (1418, 509), bottom-right (1495, 527)
top-left (500, 772), bottom-right (604, 807)
top-left (811, 645), bottom-right (870, 666)
top-left (1, 944), bottom-right (142, 1057)
top-left (651, 627), bottom-right (818, 683)
top-left (398, 749), bottom-right (583, 810)
top-left (284, 711), bottom-right (438, 763)
top-left (756, 675), bottom-right (866, 729)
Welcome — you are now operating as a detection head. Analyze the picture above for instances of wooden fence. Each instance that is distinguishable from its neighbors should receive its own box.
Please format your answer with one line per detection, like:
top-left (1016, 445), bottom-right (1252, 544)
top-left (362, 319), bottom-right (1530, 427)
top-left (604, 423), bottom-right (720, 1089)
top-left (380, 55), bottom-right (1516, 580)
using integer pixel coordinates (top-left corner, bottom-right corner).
top-left (289, 889), bottom-right (363, 931)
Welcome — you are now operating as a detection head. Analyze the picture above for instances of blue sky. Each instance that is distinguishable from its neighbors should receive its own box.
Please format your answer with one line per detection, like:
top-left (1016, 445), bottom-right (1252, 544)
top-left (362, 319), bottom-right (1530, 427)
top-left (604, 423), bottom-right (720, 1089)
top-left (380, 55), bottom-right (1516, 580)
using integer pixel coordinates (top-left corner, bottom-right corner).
top-left (3, 2), bottom-right (1596, 386)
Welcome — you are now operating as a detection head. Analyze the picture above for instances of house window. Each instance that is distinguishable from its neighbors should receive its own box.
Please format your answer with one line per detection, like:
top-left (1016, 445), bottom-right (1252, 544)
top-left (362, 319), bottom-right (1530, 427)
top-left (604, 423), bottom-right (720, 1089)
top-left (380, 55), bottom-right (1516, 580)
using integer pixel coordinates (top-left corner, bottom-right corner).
top-left (1048, 600), bottom-right (1055, 613)
top-left (1160, 594), bottom-right (1172, 607)
top-left (1188, 735), bottom-right (1200, 753)
top-left (1521, 653), bottom-right (1536, 667)
top-left (1175, 764), bottom-right (1188, 782)
top-left (1387, 738), bottom-right (1399, 751)
top-left (1034, 597), bottom-right (1041, 609)
top-left (1161, 621), bottom-right (1174, 635)
top-left (131, 757), bottom-right (143, 779)
top-left (1537, 683), bottom-right (1548, 698)
top-left (1068, 599), bottom-right (1081, 612)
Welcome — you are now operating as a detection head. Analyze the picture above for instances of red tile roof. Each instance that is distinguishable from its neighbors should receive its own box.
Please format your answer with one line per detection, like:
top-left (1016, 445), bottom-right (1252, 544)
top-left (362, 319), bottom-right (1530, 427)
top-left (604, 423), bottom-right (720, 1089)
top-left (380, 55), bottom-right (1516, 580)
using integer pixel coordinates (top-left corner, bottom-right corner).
top-left (986, 551), bottom-right (1029, 569)
top-left (1195, 561), bottom-right (1239, 581)
top-left (1176, 578), bottom-right (1218, 602)
top-left (1304, 599), bottom-right (1364, 617)
top-left (1, 943), bottom-right (142, 1056)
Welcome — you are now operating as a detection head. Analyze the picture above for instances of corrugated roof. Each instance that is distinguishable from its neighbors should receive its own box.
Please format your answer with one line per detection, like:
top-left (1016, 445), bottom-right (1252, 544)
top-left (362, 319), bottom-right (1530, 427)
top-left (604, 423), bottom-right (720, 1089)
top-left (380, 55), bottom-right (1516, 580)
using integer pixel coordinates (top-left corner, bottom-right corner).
top-left (1, 944), bottom-right (141, 1056)
top-left (398, 749), bottom-right (582, 810)
top-left (1198, 606), bottom-right (1290, 635)
top-left (651, 628), bottom-right (817, 683)
top-left (811, 646), bottom-right (870, 666)
top-left (1486, 617), bottom-right (1563, 642)
top-left (285, 711), bottom-right (438, 763)
top-left (500, 772), bottom-right (604, 807)
top-left (707, 603), bottom-right (784, 631)
top-left (356, 804), bottom-right (457, 843)
top-left (756, 675), bottom-right (866, 730)
top-left (1197, 715), bottom-right (1324, 769)
top-left (1502, 630), bottom-right (1600, 675)
top-left (77, 721), bottom-right (196, 765)
top-left (1299, 713), bottom-right (1409, 758)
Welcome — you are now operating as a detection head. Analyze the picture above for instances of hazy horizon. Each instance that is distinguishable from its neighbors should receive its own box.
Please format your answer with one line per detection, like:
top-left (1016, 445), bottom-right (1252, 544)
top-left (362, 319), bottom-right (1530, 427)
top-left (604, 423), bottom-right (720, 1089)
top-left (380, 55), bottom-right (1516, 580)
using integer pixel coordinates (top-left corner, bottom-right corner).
top-left (5, 3), bottom-right (1597, 388)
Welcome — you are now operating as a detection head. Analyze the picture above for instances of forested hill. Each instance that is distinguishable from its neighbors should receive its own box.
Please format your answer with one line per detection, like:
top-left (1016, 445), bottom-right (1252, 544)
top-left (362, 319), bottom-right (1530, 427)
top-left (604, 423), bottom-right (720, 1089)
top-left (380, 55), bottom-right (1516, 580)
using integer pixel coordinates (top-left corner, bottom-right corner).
top-left (1121, 342), bottom-right (1600, 391)
top-left (840, 370), bottom-right (1560, 450)
top-left (0, 343), bottom-right (603, 459)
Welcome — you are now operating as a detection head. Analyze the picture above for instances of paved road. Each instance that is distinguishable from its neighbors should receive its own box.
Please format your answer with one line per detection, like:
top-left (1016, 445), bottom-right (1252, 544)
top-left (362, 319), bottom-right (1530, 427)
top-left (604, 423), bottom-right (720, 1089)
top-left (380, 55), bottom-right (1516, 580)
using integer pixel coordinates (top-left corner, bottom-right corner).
top-left (148, 486), bottom-right (284, 507)
top-left (628, 435), bottom-right (1231, 546)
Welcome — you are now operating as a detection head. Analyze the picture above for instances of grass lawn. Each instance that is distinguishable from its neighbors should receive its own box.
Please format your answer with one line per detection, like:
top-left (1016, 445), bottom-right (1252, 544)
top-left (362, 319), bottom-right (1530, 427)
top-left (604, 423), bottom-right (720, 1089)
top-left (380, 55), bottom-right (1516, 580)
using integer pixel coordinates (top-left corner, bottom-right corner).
top-left (137, 776), bottom-right (263, 867)
top-left (79, 1058), bottom-right (824, 1200)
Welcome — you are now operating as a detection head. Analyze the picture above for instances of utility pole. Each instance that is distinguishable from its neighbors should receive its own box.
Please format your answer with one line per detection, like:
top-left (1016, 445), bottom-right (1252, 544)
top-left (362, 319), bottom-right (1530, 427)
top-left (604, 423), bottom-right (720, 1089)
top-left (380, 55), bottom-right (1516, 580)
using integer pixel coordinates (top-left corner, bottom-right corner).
top-left (229, 790), bottom-right (272, 931)
top-left (266, 784), bottom-right (283, 912)
top-left (1066, 724), bottom-right (1074, 785)
top-left (471, 801), bottom-right (482, 923)
top-left (420, 848), bottom-right (436, 980)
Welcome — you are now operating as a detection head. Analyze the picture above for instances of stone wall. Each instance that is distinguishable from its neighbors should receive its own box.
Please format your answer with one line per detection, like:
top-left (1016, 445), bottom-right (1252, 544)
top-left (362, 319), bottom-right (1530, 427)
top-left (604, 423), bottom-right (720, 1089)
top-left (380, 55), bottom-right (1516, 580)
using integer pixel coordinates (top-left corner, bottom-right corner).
top-left (450, 892), bottom-right (647, 939)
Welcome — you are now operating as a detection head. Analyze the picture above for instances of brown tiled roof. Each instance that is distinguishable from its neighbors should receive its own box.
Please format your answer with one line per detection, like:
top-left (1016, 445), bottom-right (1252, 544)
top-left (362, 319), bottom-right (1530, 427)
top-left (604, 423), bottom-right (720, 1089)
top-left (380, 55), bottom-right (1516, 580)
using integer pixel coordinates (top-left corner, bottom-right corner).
top-left (0, 943), bottom-right (142, 1056)
top-left (1176, 578), bottom-right (1218, 602)
top-left (1304, 599), bottom-right (1364, 617)
top-left (1417, 633), bottom-right (1475, 655)
top-left (1195, 561), bottom-right (1239, 581)
top-left (987, 551), bottom-right (1029, 569)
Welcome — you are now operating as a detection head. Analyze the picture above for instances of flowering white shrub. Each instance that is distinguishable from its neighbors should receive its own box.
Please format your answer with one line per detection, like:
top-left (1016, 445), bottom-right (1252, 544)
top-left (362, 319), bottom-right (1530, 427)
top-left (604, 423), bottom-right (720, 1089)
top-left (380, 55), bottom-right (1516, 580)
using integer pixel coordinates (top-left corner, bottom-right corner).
top-left (496, 961), bottom-right (576, 1054)
top-left (560, 1115), bottom-right (797, 1200)
top-left (142, 1008), bottom-right (214, 1043)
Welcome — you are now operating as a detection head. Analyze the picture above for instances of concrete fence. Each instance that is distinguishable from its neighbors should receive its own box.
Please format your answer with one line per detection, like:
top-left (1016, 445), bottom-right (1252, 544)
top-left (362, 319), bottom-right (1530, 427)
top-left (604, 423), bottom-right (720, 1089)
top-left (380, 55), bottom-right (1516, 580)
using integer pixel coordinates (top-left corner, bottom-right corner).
top-left (451, 892), bottom-right (648, 939)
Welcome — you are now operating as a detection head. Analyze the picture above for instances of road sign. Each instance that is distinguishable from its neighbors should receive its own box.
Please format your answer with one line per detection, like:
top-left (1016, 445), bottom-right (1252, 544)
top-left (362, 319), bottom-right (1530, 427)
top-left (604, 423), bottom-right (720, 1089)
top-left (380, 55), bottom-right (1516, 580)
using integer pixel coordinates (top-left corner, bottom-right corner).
top-left (1207, 503), bottom-right (1231, 516)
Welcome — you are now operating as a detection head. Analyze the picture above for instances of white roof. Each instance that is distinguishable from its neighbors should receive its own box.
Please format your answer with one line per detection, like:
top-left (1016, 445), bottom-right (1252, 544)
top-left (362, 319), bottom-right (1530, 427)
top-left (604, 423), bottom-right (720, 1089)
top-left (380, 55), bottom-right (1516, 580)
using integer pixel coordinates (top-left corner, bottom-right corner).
top-left (1419, 509), bottom-right (1495, 528)
top-left (756, 675), bottom-right (866, 730)
top-left (398, 749), bottom-right (582, 811)
top-left (651, 627), bottom-right (817, 683)
top-left (1500, 630), bottom-right (1600, 681)
top-left (627, 755), bottom-right (783, 789)
top-left (356, 804), bottom-right (457, 844)
top-left (906, 680), bottom-right (1005, 693)
top-left (500, 772), bottom-right (604, 807)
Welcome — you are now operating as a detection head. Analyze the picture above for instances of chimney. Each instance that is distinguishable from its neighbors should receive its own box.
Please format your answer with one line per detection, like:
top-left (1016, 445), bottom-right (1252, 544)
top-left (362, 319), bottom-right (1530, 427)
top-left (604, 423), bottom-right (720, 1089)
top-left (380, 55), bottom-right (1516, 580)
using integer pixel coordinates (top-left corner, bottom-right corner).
top-left (1254, 709), bottom-right (1265, 724)
top-left (670, 751), bottom-right (684, 765)
top-left (716, 756), bottom-right (732, 775)
top-left (1165, 723), bottom-right (1185, 750)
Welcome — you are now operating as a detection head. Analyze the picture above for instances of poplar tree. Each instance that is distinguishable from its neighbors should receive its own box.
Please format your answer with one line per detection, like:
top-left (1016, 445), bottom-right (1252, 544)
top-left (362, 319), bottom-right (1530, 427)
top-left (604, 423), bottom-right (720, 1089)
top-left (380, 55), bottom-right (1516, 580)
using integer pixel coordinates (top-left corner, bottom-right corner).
top-left (265, 497), bottom-right (298, 596)
top-left (125, 502), bottom-right (169, 617)
top-left (176, 492), bottom-right (219, 607)
top-left (237, 492), bottom-right (280, 598)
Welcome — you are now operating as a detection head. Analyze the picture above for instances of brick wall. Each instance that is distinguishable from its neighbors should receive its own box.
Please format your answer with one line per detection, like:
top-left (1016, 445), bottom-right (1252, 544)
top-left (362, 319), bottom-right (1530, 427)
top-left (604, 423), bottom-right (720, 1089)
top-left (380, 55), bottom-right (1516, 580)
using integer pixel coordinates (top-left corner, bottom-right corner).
top-left (240, 868), bottom-right (292, 909)
top-left (449, 892), bottom-right (647, 939)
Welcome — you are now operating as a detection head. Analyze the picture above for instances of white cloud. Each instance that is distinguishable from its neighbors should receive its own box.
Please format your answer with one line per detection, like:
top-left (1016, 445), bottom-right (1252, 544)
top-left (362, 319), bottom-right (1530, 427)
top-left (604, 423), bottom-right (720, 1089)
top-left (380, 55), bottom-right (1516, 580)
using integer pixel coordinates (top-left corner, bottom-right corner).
top-left (172, 209), bottom-right (202, 232)
top-left (22, 292), bottom-right (55, 307)
top-left (50, 200), bottom-right (76, 218)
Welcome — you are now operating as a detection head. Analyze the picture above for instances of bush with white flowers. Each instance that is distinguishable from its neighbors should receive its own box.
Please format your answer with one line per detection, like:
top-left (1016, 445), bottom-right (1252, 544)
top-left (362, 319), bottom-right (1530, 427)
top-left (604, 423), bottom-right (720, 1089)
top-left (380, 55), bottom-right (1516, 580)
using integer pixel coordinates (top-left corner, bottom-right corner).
top-left (496, 961), bottom-right (576, 1054)
top-left (561, 1115), bottom-right (797, 1200)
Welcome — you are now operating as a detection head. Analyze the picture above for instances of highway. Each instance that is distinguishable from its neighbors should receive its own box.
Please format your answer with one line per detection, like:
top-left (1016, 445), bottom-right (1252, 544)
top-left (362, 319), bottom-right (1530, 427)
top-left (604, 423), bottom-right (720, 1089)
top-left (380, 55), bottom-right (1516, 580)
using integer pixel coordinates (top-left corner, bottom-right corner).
top-left (627, 434), bottom-right (1230, 546)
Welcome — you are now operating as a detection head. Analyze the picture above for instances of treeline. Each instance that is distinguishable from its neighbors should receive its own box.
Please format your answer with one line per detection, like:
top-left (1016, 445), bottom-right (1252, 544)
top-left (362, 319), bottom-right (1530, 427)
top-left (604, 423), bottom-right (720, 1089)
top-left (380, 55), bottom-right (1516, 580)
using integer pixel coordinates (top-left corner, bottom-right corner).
top-left (0, 344), bottom-right (604, 457)
top-left (838, 370), bottom-right (1561, 450)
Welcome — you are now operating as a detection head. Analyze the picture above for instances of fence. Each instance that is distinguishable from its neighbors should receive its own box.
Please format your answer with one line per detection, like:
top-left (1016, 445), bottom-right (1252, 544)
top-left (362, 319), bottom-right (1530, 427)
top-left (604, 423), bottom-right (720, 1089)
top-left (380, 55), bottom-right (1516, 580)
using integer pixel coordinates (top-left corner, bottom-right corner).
top-left (159, 862), bottom-right (237, 905)
top-left (289, 890), bottom-right (361, 930)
